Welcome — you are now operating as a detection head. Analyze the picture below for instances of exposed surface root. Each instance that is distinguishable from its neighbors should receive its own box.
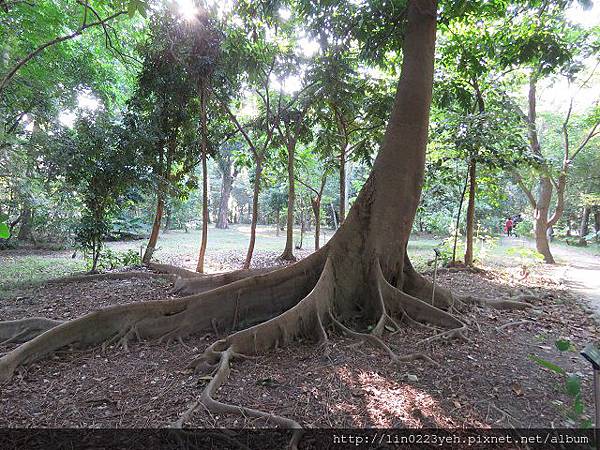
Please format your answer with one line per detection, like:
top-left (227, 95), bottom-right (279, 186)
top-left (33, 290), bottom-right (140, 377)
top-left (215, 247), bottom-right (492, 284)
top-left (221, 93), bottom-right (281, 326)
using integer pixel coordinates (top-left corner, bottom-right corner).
top-left (329, 314), bottom-right (436, 365)
top-left (147, 262), bottom-right (203, 279)
top-left (461, 295), bottom-right (531, 310)
top-left (176, 347), bottom-right (302, 448)
top-left (0, 318), bottom-right (64, 346)
top-left (172, 267), bottom-right (274, 295)
top-left (47, 271), bottom-right (175, 285)
top-left (0, 251), bottom-right (327, 383)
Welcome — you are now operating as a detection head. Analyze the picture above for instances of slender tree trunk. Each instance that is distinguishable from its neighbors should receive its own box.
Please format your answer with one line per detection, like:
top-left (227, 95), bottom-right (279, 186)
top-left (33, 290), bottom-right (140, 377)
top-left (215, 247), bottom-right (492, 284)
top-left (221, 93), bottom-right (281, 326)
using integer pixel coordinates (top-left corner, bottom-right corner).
top-left (464, 158), bottom-right (477, 266)
top-left (311, 197), bottom-right (321, 250)
top-left (452, 173), bottom-right (469, 264)
top-left (523, 74), bottom-right (556, 264)
top-left (533, 177), bottom-right (555, 263)
top-left (280, 143), bottom-right (296, 260)
top-left (16, 205), bottom-right (33, 241)
top-left (197, 82), bottom-right (209, 273)
top-left (339, 145), bottom-right (346, 225)
top-left (298, 206), bottom-right (304, 250)
top-left (91, 239), bottom-right (101, 273)
top-left (143, 193), bottom-right (164, 264)
top-left (216, 166), bottom-right (234, 229)
top-left (594, 209), bottom-right (600, 234)
top-left (164, 203), bottom-right (172, 230)
top-left (244, 157), bottom-right (263, 269)
top-left (579, 205), bottom-right (590, 245)
top-left (275, 209), bottom-right (280, 236)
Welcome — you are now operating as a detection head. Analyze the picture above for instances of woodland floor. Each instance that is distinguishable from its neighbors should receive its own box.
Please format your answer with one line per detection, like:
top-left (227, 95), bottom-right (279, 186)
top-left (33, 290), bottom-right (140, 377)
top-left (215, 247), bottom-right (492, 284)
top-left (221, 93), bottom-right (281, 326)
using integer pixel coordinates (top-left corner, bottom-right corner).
top-left (0, 240), bottom-right (598, 430)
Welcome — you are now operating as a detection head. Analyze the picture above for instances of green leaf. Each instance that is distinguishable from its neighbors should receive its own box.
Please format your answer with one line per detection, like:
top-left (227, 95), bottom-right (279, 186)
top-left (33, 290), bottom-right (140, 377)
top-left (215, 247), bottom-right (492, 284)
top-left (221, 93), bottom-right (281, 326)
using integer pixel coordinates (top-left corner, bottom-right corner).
top-left (127, 0), bottom-right (138, 18)
top-left (137, 0), bottom-right (149, 18)
top-left (529, 354), bottom-right (565, 374)
top-left (555, 339), bottom-right (571, 352)
top-left (0, 222), bottom-right (9, 239)
top-left (572, 396), bottom-right (584, 416)
top-left (566, 375), bottom-right (581, 397)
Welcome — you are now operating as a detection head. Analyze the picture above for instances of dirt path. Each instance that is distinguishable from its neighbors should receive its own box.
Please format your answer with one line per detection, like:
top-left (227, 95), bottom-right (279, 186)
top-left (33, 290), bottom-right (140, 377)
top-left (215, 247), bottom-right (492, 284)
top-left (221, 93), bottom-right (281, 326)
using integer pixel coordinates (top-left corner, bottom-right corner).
top-left (500, 237), bottom-right (600, 319)
top-left (551, 245), bottom-right (600, 319)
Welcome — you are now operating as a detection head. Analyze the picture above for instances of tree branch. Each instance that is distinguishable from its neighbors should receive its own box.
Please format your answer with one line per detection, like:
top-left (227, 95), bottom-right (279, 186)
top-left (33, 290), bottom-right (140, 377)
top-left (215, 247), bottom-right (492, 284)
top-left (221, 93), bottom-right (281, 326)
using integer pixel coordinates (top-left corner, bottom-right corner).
top-left (0, 8), bottom-right (127, 97)
top-left (571, 120), bottom-right (600, 161)
top-left (215, 96), bottom-right (258, 158)
top-left (512, 170), bottom-right (536, 208)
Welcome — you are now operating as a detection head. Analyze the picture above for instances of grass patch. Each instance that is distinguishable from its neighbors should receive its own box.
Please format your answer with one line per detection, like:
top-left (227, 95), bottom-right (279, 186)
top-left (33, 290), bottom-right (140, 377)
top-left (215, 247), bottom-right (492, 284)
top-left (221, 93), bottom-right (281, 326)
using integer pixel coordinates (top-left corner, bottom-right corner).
top-left (0, 255), bottom-right (85, 299)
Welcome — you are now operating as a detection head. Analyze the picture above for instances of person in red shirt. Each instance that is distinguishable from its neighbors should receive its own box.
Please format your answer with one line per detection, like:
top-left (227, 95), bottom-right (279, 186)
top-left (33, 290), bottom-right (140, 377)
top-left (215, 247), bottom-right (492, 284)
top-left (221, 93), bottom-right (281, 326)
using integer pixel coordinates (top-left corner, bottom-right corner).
top-left (505, 217), bottom-right (514, 236)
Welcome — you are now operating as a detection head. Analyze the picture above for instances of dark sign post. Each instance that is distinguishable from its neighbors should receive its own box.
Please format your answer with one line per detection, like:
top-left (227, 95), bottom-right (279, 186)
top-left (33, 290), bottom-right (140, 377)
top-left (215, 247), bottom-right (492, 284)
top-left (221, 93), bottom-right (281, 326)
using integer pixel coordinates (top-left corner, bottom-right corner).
top-left (581, 344), bottom-right (600, 446)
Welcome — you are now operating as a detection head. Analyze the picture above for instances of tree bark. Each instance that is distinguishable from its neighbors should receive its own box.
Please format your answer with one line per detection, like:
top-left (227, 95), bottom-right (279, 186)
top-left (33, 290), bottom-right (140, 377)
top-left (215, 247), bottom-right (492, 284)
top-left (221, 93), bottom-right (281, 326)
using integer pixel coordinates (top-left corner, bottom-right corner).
top-left (311, 197), bottom-right (321, 250)
top-left (464, 158), bottom-right (476, 266)
top-left (452, 173), bottom-right (469, 264)
top-left (579, 205), bottom-right (590, 245)
top-left (244, 157), bottom-right (263, 269)
top-left (196, 82), bottom-right (209, 273)
top-left (534, 177), bottom-right (555, 263)
top-left (142, 192), bottom-right (164, 264)
top-left (280, 142), bottom-right (296, 261)
top-left (339, 145), bottom-right (346, 226)
top-left (216, 161), bottom-right (235, 229)
top-left (16, 205), bottom-right (33, 241)
top-left (164, 203), bottom-right (172, 231)
top-left (523, 74), bottom-right (556, 263)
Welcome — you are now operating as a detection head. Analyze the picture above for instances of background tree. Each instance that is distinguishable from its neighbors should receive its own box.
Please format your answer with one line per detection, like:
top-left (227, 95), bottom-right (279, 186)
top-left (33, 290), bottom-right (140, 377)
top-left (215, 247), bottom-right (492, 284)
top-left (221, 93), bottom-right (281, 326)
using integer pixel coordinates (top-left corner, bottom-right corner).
top-left (125, 14), bottom-right (198, 264)
top-left (502, 3), bottom-right (599, 262)
top-left (55, 112), bottom-right (138, 271)
top-left (214, 141), bottom-right (241, 229)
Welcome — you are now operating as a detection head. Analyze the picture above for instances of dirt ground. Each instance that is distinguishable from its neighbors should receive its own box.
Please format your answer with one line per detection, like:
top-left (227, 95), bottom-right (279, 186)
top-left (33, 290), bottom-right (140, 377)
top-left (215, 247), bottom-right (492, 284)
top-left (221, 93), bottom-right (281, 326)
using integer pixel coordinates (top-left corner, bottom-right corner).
top-left (1, 256), bottom-right (597, 432)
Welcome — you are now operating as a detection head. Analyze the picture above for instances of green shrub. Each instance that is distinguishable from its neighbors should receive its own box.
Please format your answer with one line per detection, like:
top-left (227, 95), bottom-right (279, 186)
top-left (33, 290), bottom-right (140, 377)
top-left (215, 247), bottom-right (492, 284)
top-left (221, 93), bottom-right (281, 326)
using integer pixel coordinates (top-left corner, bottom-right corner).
top-left (506, 246), bottom-right (544, 263)
top-left (85, 248), bottom-right (142, 272)
top-left (514, 218), bottom-right (534, 237)
top-left (529, 339), bottom-right (590, 428)
top-left (437, 230), bottom-right (498, 266)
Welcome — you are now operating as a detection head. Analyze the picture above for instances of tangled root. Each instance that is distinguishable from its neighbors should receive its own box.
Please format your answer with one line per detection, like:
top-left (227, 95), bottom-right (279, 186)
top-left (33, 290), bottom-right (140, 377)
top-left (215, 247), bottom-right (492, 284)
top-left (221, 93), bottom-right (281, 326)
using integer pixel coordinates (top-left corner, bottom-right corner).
top-left (0, 247), bottom-right (527, 450)
top-left (173, 257), bottom-right (474, 444)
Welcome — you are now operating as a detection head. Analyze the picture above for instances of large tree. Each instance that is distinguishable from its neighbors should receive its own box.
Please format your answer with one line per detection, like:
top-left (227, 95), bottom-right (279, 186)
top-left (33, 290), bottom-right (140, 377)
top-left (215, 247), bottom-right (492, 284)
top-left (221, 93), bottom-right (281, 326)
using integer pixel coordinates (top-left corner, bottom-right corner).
top-left (501, 3), bottom-right (599, 263)
top-left (125, 14), bottom-right (198, 264)
top-left (0, 1), bottom-right (524, 441)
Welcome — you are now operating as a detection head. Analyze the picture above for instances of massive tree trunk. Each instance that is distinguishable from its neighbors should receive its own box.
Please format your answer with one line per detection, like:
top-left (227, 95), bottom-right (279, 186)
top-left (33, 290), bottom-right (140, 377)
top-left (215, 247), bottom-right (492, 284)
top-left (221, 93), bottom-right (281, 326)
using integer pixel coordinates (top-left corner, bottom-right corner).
top-left (142, 193), bottom-right (164, 264)
top-left (244, 157), bottom-right (263, 269)
top-left (0, 3), bottom-right (525, 436)
top-left (464, 158), bottom-right (476, 266)
top-left (196, 82), bottom-right (209, 273)
top-left (280, 142), bottom-right (296, 261)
